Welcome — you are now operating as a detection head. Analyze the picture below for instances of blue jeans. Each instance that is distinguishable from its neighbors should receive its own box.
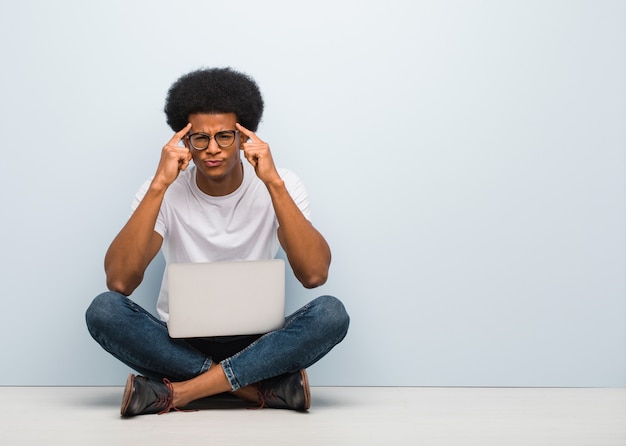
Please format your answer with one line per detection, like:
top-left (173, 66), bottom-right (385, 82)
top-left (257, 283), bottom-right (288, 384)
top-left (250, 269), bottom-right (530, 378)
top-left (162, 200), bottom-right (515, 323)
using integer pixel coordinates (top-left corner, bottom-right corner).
top-left (85, 292), bottom-right (349, 390)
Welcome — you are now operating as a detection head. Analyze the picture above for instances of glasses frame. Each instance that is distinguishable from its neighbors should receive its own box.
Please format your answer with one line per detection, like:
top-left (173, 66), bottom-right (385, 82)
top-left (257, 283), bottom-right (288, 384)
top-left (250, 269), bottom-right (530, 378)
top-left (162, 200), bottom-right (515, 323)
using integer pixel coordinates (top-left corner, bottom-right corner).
top-left (186, 130), bottom-right (240, 150)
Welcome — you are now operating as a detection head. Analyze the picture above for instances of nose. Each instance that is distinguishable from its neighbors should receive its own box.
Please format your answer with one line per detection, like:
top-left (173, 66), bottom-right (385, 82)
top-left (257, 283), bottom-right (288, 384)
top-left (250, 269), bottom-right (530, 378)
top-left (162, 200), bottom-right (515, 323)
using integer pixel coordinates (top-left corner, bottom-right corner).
top-left (205, 137), bottom-right (221, 154)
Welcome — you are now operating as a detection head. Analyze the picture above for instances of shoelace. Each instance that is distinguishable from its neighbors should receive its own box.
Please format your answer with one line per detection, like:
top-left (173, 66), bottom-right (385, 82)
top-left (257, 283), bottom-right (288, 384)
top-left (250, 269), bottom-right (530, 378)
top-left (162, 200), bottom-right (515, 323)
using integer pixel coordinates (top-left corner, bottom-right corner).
top-left (156, 379), bottom-right (199, 415)
top-left (253, 387), bottom-right (282, 410)
top-left (156, 379), bottom-right (176, 415)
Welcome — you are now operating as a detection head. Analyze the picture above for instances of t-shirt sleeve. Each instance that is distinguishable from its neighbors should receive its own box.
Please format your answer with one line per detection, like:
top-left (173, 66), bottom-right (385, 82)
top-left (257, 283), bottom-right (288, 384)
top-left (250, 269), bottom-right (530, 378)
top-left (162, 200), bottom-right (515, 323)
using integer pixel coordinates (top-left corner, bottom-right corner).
top-left (279, 168), bottom-right (311, 221)
top-left (130, 176), bottom-right (167, 237)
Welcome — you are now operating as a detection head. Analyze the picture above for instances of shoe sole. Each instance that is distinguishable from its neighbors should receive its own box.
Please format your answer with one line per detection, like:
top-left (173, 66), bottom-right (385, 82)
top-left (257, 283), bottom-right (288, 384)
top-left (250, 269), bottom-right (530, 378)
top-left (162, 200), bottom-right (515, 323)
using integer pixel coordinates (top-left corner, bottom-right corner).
top-left (120, 374), bottom-right (135, 417)
top-left (300, 369), bottom-right (311, 410)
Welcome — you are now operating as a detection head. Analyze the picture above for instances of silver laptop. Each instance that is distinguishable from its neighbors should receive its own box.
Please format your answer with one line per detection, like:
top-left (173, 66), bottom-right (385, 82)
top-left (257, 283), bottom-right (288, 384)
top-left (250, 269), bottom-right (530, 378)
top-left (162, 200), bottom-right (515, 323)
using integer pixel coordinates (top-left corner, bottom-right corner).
top-left (167, 259), bottom-right (285, 338)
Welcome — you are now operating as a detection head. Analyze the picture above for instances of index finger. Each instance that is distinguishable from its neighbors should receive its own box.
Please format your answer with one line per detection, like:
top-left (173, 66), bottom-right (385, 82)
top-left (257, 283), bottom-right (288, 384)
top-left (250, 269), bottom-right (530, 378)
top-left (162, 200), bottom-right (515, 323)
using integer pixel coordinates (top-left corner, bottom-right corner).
top-left (168, 123), bottom-right (192, 145)
top-left (235, 122), bottom-right (261, 142)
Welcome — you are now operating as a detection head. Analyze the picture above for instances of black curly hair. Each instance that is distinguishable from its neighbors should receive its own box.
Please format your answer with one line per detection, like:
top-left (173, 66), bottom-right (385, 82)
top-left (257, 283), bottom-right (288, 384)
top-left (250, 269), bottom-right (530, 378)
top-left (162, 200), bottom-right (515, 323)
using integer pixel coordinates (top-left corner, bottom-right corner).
top-left (164, 67), bottom-right (264, 132)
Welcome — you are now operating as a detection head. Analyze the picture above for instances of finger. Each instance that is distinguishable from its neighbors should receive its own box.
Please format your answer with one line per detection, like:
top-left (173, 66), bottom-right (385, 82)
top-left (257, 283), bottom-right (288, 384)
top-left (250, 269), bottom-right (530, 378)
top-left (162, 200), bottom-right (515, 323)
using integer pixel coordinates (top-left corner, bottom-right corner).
top-left (242, 148), bottom-right (257, 165)
top-left (236, 122), bottom-right (261, 142)
top-left (179, 153), bottom-right (192, 171)
top-left (177, 148), bottom-right (192, 168)
top-left (168, 123), bottom-right (192, 146)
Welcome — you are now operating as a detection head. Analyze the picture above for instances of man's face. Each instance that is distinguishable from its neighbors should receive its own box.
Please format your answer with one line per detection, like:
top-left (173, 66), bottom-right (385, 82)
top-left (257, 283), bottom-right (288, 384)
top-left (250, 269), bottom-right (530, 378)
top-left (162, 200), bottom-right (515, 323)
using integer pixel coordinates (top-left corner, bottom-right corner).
top-left (185, 112), bottom-right (243, 196)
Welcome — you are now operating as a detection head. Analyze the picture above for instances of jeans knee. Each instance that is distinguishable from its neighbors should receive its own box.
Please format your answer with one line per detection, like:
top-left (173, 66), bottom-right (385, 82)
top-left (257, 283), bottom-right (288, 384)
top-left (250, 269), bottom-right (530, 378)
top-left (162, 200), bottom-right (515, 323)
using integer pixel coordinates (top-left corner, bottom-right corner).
top-left (85, 291), bottom-right (123, 336)
top-left (313, 295), bottom-right (350, 342)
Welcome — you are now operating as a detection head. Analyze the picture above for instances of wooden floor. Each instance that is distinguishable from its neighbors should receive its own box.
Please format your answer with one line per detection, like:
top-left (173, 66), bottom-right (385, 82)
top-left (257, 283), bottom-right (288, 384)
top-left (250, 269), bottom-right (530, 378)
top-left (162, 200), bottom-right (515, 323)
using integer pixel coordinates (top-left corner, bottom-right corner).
top-left (2, 387), bottom-right (625, 445)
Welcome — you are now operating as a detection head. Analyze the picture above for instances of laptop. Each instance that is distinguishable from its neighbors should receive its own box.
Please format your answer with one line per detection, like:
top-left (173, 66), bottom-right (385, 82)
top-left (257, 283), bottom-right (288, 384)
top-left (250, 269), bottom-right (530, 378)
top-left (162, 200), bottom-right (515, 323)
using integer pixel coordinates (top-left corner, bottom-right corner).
top-left (166, 259), bottom-right (286, 338)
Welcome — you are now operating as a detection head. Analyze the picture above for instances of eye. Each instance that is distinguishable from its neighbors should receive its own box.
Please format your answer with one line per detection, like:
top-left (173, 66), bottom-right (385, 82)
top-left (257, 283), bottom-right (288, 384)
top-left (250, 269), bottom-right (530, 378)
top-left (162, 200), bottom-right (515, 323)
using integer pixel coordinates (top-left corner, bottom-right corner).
top-left (216, 132), bottom-right (234, 144)
top-left (190, 134), bottom-right (210, 149)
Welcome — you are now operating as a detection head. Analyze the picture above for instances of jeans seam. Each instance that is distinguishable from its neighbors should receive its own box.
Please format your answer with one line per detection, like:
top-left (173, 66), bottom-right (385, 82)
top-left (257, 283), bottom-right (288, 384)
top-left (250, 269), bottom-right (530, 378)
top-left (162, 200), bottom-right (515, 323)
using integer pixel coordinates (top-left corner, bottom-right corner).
top-left (221, 359), bottom-right (239, 390)
top-left (88, 292), bottom-right (215, 381)
top-left (219, 301), bottom-right (315, 390)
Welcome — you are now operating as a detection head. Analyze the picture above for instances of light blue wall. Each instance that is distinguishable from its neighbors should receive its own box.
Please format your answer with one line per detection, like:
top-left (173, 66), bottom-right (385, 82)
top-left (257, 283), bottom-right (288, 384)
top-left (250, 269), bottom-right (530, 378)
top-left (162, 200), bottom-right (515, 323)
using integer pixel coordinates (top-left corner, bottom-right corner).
top-left (0, 0), bottom-right (624, 386)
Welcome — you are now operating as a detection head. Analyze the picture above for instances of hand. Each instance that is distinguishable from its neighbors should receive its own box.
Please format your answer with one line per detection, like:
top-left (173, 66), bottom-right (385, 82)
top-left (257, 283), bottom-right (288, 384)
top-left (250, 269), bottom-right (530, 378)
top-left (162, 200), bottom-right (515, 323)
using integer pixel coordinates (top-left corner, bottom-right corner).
top-left (152, 123), bottom-right (192, 190)
top-left (236, 123), bottom-right (281, 186)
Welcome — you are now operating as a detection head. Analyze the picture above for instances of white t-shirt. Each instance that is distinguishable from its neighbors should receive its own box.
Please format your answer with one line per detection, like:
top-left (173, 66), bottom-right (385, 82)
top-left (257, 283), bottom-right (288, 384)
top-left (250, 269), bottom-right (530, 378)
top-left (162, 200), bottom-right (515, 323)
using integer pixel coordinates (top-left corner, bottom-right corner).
top-left (132, 161), bottom-right (311, 321)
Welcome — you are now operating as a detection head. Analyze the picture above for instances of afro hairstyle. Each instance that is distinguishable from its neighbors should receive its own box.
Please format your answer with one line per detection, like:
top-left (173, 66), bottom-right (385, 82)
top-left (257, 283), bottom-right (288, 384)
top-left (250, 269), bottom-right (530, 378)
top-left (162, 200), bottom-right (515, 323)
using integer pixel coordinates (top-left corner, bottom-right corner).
top-left (164, 67), bottom-right (264, 132)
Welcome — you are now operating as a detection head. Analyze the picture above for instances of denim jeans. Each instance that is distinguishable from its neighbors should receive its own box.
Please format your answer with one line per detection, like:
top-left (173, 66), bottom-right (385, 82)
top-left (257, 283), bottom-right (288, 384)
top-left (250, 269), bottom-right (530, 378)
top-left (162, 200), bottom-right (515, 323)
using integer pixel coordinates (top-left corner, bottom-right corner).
top-left (85, 292), bottom-right (349, 390)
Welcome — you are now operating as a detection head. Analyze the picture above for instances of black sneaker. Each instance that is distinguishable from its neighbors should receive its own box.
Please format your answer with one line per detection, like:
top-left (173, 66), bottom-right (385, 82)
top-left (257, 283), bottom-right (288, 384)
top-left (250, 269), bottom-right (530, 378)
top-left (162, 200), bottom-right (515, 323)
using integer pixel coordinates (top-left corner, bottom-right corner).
top-left (120, 374), bottom-right (175, 417)
top-left (257, 369), bottom-right (311, 411)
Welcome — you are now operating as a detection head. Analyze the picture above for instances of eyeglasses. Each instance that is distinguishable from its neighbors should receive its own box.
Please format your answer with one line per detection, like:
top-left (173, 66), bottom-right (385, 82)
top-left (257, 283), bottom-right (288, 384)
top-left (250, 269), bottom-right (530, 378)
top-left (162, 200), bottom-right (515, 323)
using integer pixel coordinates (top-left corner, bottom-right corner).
top-left (187, 130), bottom-right (239, 150)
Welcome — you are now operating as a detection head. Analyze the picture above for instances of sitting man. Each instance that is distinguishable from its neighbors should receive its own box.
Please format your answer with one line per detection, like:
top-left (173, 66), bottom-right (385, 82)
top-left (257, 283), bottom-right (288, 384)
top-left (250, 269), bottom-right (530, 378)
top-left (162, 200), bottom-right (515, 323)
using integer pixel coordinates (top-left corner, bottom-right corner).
top-left (85, 67), bottom-right (349, 417)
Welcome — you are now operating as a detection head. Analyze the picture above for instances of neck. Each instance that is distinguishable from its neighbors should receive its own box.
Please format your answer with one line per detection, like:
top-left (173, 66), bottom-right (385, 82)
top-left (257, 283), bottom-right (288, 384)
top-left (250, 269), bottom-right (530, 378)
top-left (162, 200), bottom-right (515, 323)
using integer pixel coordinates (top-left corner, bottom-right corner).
top-left (194, 162), bottom-right (244, 197)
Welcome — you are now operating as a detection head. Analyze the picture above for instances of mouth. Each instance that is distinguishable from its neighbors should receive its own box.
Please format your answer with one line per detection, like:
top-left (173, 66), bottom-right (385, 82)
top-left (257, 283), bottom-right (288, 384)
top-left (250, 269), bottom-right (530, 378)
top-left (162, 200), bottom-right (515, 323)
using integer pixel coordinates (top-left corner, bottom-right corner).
top-left (203, 159), bottom-right (224, 168)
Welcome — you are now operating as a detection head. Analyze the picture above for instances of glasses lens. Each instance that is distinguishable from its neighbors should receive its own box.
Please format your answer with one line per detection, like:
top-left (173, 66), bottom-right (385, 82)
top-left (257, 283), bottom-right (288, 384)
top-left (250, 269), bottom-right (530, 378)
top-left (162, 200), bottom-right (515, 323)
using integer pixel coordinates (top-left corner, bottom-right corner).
top-left (190, 134), bottom-right (210, 150)
top-left (215, 131), bottom-right (235, 148)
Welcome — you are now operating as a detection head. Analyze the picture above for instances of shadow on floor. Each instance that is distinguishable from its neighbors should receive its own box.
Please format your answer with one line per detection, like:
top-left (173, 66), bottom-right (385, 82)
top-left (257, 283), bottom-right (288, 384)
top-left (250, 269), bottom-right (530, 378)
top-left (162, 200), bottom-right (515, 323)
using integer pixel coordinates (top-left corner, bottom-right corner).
top-left (181, 392), bottom-right (252, 411)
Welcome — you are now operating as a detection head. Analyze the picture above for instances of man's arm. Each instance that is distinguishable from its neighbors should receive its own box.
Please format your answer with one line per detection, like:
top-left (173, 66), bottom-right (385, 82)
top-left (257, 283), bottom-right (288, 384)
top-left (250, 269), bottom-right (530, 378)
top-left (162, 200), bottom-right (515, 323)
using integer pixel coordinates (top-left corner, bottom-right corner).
top-left (105, 124), bottom-right (192, 295)
top-left (104, 191), bottom-right (165, 295)
top-left (271, 182), bottom-right (331, 288)
top-left (236, 123), bottom-right (331, 288)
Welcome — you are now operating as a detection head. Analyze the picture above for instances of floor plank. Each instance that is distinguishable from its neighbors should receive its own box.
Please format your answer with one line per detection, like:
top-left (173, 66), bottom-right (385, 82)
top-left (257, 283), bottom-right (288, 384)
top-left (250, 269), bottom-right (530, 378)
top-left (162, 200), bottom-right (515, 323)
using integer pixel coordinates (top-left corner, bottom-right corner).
top-left (3, 387), bottom-right (625, 445)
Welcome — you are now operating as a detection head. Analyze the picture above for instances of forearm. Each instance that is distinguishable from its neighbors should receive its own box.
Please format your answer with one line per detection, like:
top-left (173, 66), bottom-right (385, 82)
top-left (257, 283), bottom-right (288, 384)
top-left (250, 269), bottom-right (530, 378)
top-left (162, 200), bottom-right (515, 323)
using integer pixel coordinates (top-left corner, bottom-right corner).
top-left (104, 124), bottom-right (192, 294)
top-left (268, 180), bottom-right (331, 288)
top-left (104, 185), bottom-right (165, 295)
top-left (236, 124), bottom-right (331, 287)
